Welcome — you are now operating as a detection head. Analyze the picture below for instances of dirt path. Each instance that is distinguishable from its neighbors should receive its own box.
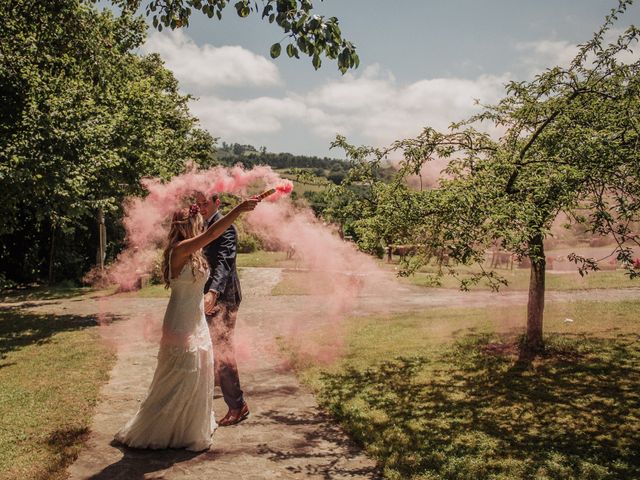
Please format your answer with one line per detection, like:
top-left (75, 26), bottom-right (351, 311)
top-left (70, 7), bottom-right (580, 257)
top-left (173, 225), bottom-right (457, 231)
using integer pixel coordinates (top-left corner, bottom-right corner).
top-left (355, 280), bottom-right (640, 313)
top-left (5, 268), bottom-right (639, 479)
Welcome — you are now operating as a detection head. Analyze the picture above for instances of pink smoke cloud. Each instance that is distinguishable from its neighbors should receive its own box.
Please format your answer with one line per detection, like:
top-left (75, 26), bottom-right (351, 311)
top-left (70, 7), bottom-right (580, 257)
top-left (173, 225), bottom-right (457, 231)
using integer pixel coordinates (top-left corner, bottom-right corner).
top-left (88, 164), bottom-right (294, 289)
top-left (123, 165), bottom-right (292, 251)
top-left (242, 200), bottom-right (394, 364)
top-left (90, 163), bottom-right (397, 365)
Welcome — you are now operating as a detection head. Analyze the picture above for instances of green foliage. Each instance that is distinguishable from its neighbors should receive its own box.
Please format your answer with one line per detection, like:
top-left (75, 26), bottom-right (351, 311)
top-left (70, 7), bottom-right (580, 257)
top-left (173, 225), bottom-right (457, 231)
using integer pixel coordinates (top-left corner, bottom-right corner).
top-left (111, 0), bottom-right (359, 73)
top-left (149, 248), bottom-right (165, 284)
top-left (215, 141), bottom-right (351, 213)
top-left (235, 250), bottom-right (290, 267)
top-left (0, 274), bottom-right (16, 291)
top-left (0, 0), bottom-right (217, 284)
top-left (269, 42), bottom-right (282, 59)
top-left (320, 148), bottom-right (431, 255)
top-left (237, 233), bottom-right (260, 253)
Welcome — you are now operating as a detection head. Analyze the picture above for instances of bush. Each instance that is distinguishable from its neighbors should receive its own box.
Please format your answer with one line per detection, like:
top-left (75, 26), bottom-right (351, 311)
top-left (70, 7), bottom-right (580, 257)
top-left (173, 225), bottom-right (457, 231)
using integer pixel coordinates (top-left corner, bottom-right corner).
top-left (234, 217), bottom-right (263, 253)
top-left (0, 273), bottom-right (16, 291)
top-left (149, 249), bottom-right (165, 284)
top-left (237, 235), bottom-right (260, 253)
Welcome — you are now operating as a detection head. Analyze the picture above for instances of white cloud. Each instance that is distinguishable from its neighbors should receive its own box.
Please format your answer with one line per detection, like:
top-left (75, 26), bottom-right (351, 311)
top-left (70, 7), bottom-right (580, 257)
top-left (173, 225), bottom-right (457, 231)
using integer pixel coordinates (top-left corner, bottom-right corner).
top-left (308, 64), bottom-right (397, 111)
top-left (306, 65), bottom-right (508, 144)
top-left (606, 28), bottom-right (640, 65)
top-left (141, 29), bottom-right (281, 89)
top-left (517, 30), bottom-right (639, 76)
top-left (190, 96), bottom-right (307, 137)
top-left (516, 39), bottom-right (578, 75)
top-left (190, 64), bottom-right (509, 146)
top-left (140, 31), bottom-right (574, 148)
top-left (139, 27), bottom-right (639, 154)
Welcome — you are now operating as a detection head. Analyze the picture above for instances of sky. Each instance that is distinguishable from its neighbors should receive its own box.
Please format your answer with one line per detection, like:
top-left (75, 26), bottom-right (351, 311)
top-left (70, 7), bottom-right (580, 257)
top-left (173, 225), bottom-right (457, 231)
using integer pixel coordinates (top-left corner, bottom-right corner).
top-left (111, 1), bottom-right (639, 158)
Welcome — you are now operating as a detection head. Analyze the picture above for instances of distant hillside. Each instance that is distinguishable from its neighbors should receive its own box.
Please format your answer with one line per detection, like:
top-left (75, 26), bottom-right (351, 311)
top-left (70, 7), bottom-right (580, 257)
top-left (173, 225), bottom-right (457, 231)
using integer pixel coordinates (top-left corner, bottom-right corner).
top-left (216, 142), bottom-right (350, 184)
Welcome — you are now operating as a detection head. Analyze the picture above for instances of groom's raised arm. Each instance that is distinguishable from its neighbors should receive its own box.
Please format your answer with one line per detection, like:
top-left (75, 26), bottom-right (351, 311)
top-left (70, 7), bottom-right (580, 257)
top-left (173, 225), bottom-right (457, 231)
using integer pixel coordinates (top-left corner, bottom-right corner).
top-left (208, 225), bottom-right (237, 296)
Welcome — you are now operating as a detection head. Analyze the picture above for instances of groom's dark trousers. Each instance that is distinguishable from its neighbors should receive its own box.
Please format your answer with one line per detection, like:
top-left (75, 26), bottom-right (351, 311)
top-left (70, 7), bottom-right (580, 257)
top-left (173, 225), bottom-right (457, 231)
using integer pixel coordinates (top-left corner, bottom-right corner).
top-left (204, 211), bottom-right (245, 410)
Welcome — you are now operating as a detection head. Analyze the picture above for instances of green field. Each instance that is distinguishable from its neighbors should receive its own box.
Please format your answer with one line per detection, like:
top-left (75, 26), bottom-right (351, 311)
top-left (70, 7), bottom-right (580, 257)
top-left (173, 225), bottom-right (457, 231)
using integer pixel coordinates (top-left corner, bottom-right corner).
top-left (273, 168), bottom-right (328, 196)
top-left (0, 309), bottom-right (116, 480)
top-left (128, 283), bottom-right (170, 298)
top-left (402, 268), bottom-right (639, 291)
top-left (270, 270), bottom-right (337, 296)
top-left (293, 301), bottom-right (640, 480)
top-left (236, 250), bottom-right (299, 268)
top-left (272, 266), bottom-right (640, 296)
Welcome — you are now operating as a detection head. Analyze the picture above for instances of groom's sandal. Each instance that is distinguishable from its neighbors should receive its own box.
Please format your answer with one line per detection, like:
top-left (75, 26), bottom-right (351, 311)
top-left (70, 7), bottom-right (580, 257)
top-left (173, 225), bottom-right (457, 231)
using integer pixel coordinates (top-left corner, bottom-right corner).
top-left (218, 403), bottom-right (250, 426)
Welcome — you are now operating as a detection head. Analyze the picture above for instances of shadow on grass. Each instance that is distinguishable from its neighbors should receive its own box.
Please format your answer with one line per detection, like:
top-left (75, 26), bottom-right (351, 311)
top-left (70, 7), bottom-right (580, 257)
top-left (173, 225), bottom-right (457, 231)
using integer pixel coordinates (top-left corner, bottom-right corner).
top-left (48, 426), bottom-right (90, 450)
top-left (318, 334), bottom-right (640, 480)
top-left (0, 285), bottom-right (93, 303)
top-left (46, 426), bottom-right (91, 477)
top-left (0, 307), bottom-right (122, 362)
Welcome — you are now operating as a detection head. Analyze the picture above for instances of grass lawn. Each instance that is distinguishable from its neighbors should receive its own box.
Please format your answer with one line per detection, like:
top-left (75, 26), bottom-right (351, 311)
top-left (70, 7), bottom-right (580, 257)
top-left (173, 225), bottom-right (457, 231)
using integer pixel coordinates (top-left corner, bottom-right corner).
top-left (379, 259), bottom-right (640, 291)
top-left (382, 244), bottom-right (639, 292)
top-left (404, 268), bottom-right (639, 290)
top-left (131, 263), bottom-right (266, 298)
top-left (236, 251), bottom-right (299, 268)
top-left (270, 273), bottom-right (308, 295)
top-left (270, 270), bottom-right (338, 296)
top-left (128, 283), bottom-right (170, 298)
top-left (0, 308), bottom-right (116, 480)
top-left (272, 267), bottom-right (640, 296)
top-left (293, 301), bottom-right (640, 480)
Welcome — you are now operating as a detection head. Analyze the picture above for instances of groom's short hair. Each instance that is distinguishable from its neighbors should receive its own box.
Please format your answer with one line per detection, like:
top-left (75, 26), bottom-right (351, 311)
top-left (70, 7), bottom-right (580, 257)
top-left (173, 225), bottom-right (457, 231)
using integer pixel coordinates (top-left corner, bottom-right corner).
top-left (210, 193), bottom-right (220, 202)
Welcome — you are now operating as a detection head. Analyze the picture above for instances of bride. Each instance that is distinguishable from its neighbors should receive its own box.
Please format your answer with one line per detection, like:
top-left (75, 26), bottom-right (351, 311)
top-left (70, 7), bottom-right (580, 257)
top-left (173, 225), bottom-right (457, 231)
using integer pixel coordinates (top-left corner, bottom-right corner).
top-left (115, 196), bottom-right (260, 451)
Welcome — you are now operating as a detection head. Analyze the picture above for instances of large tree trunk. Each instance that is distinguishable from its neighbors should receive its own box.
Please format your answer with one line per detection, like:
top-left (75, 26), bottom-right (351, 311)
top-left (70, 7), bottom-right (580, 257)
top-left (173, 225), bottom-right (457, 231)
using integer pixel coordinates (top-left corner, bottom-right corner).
top-left (523, 234), bottom-right (546, 355)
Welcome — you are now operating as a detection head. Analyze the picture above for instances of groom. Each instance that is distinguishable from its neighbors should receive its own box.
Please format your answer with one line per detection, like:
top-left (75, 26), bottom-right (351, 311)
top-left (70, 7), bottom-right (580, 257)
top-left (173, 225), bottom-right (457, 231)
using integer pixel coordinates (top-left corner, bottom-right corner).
top-left (195, 191), bottom-right (250, 426)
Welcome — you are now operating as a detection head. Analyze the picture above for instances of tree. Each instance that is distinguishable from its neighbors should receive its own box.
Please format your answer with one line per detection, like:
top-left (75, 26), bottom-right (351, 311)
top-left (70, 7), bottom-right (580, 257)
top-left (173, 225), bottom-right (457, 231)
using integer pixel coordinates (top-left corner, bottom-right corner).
top-left (110, 0), bottom-right (359, 73)
top-left (331, 0), bottom-right (640, 356)
top-left (0, 0), bottom-right (216, 283)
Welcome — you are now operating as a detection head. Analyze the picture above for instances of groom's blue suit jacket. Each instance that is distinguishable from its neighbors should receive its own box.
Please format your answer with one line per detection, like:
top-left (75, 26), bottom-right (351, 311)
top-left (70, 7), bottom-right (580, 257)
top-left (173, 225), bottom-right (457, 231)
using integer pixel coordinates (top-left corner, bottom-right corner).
top-left (203, 211), bottom-right (242, 307)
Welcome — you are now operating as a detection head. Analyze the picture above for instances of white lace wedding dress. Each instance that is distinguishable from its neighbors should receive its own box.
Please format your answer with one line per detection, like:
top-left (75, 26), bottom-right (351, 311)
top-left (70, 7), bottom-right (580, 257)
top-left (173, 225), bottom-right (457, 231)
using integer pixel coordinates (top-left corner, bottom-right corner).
top-left (114, 254), bottom-right (216, 451)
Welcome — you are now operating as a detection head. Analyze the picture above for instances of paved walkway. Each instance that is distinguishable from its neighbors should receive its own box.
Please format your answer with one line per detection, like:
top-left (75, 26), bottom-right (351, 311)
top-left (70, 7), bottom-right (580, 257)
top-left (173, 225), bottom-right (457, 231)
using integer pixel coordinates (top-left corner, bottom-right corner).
top-left (6, 269), bottom-right (639, 479)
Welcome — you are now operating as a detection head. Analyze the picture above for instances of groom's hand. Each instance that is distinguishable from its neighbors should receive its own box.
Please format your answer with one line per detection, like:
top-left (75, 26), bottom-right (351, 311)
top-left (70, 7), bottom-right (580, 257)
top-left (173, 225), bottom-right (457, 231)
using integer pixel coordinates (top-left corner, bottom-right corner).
top-left (204, 291), bottom-right (218, 314)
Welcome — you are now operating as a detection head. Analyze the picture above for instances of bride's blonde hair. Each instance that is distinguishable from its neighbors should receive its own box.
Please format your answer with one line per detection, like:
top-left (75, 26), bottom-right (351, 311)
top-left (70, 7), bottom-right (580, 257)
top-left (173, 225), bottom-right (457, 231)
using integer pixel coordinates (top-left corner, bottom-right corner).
top-left (162, 206), bottom-right (208, 288)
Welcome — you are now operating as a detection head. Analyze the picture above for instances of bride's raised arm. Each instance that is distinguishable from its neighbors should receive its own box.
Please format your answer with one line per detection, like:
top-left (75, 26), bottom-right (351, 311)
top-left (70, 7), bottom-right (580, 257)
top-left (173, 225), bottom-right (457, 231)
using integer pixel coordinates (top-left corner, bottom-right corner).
top-left (172, 198), bottom-right (259, 263)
